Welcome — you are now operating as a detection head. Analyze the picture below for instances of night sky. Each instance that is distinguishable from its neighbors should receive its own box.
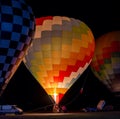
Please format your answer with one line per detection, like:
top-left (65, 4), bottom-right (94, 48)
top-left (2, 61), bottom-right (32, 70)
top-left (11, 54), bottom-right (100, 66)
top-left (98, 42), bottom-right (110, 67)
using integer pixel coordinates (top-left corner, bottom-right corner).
top-left (0, 0), bottom-right (120, 112)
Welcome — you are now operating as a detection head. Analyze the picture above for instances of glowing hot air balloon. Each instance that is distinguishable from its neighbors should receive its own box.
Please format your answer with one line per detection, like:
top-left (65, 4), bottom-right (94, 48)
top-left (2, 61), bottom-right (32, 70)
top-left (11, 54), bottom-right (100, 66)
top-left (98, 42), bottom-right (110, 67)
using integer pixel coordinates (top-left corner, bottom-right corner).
top-left (0, 0), bottom-right (35, 96)
top-left (90, 31), bottom-right (120, 93)
top-left (23, 16), bottom-right (95, 104)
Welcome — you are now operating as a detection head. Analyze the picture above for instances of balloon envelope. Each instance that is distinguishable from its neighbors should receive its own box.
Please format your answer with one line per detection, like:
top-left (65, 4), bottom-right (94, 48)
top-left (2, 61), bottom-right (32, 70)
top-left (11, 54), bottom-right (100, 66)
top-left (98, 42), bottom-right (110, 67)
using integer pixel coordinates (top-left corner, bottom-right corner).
top-left (90, 31), bottom-right (120, 93)
top-left (24, 16), bottom-right (95, 104)
top-left (0, 0), bottom-right (35, 95)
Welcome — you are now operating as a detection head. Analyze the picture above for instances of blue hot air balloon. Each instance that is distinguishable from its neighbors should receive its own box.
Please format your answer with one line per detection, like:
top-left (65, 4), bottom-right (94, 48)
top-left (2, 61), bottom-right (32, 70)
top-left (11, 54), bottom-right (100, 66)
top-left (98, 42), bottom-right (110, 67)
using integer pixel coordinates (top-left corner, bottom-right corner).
top-left (0, 0), bottom-right (35, 96)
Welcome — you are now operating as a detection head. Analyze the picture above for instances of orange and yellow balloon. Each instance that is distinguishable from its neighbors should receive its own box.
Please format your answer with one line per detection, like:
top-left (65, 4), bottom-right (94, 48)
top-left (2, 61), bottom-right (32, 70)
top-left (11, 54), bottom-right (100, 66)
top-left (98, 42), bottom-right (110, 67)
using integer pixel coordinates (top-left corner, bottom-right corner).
top-left (90, 31), bottom-right (120, 93)
top-left (23, 16), bottom-right (95, 104)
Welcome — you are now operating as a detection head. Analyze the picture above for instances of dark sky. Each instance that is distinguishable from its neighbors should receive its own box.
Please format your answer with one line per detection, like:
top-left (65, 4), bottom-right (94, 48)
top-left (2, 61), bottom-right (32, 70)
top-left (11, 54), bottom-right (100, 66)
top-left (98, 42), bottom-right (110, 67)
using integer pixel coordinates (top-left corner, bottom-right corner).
top-left (0, 0), bottom-right (120, 112)
top-left (26, 0), bottom-right (120, 38)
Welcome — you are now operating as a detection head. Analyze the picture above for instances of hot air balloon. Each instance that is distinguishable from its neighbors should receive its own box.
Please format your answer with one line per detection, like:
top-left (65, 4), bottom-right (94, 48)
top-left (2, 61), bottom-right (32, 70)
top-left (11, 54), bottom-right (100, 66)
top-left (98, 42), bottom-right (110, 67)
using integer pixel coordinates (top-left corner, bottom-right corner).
top-left (0, 0), bottom-right (35, 96)
top-left (90, 31), bottom-right (120, 93)
top-left (23, 16), bottom-right (95, 104)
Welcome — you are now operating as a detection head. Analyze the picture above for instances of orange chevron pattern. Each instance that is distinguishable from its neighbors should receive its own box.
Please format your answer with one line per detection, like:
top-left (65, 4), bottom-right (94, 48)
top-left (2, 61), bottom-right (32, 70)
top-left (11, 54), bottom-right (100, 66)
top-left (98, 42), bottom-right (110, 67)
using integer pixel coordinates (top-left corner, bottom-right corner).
top-left (90, 31), bottom-right (120, 93)
top-left (24, 16), bottom-right (95, 104)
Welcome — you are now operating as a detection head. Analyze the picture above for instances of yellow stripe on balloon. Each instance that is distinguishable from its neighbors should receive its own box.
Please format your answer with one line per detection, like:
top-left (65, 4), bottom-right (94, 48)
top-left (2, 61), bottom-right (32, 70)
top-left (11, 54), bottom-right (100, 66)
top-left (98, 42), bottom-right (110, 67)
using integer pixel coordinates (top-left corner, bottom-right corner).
top-left (24, 16), bottom-right (95, 104)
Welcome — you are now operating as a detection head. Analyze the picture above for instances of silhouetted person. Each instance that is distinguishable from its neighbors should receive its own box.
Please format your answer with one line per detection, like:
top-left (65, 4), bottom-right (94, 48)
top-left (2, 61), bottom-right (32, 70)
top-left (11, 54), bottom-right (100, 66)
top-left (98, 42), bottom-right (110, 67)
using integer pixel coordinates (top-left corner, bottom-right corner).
top-left (53, 104), bottom-right (60, 113)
